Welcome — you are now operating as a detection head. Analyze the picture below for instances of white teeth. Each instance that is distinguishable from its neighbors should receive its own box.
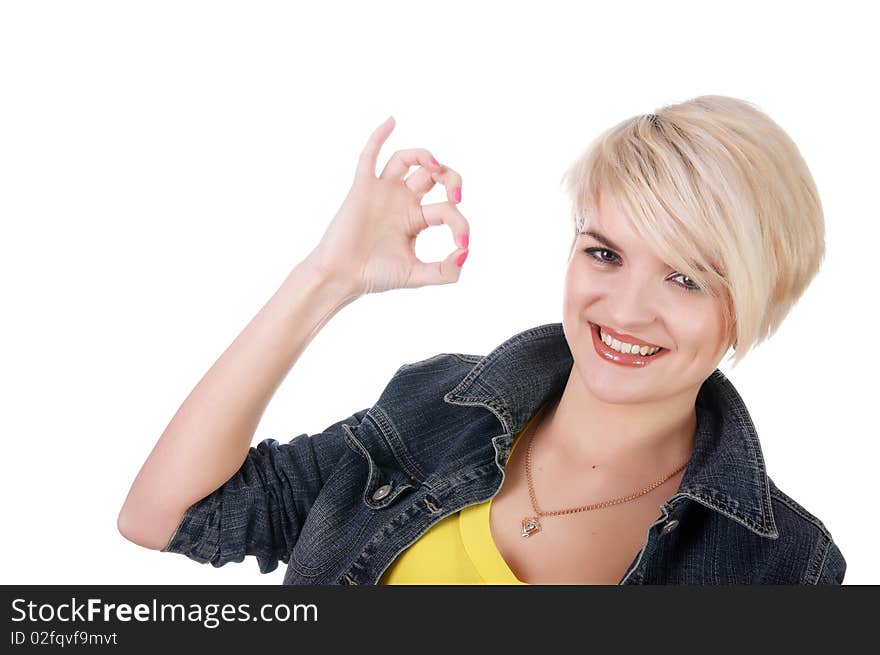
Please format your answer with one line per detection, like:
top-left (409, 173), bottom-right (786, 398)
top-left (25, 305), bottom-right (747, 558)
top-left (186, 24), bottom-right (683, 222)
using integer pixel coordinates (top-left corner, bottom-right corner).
top-left (598, 326), bottom-right (660, 356)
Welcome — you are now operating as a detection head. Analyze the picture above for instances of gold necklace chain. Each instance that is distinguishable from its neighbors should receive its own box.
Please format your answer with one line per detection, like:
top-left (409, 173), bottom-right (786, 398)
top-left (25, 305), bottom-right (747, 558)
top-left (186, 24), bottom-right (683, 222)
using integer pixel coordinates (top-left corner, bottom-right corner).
top-left (520, 401), bottom-right (689, 538)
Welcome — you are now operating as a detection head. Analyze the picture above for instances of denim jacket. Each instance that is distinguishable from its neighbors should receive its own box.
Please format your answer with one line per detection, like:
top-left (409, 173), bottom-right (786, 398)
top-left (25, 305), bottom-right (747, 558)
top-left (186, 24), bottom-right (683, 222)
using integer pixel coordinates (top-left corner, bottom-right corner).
top-left (161, 322), bottom-right (847, 585)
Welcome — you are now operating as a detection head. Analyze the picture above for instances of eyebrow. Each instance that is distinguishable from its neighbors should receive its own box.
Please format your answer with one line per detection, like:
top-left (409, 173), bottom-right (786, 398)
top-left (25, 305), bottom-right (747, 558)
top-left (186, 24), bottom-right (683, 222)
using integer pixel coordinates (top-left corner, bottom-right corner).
top-left (579, 229), bottom-right (624, 253)
top-left (580, 228), bottom-right (716, 275)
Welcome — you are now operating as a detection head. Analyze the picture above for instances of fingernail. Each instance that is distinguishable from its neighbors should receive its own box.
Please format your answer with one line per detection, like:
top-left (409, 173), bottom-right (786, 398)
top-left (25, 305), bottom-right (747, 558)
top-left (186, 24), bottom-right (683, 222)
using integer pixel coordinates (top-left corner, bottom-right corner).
top-left (431, 156), bottom-right (440, 167)
top-left (460, 232), bottom-right (469, 249)
top-left (454, 187), bottom-right (462, 203)
top-left (456, 250), bottom-right (469, 267)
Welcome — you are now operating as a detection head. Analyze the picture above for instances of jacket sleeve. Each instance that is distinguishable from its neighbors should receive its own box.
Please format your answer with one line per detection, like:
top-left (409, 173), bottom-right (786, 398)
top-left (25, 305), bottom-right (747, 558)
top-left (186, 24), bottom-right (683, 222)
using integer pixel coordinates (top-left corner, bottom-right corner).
top-left (160, 408), bottom-right (371, 574)
top-left (815, 538), bottom-right (847, 585)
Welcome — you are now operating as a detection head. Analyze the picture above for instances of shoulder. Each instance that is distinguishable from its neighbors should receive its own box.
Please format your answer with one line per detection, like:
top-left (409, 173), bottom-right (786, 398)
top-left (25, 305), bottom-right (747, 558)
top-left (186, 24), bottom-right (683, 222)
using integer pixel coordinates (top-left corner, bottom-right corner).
top-left (768, 477), bottom-right (833, 541)
top-left (766, 477), bottom-right (847, 584)
top-left (395, 352), bottom-right (484, 373)
top-left (381, 352), bottom-right (483, 395)
top-left (369, 351), bottom-right (489, 432)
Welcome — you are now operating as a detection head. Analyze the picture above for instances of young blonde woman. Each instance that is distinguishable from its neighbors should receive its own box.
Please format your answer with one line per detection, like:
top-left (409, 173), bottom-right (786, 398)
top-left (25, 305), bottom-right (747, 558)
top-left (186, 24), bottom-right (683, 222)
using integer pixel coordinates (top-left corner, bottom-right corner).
top-left (118, 96), bottom-right (846, 585)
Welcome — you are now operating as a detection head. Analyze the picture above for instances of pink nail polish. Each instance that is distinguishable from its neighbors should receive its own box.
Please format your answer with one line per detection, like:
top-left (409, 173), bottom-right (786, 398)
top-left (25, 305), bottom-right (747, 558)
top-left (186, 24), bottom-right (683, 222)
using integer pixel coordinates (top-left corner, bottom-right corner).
top-left (454, 187), bottom-right (462, 203)
top-left (460, 232), bottom-right (469, 249)
top-left (456, 250), bottom-right (469, 267)
top-left (431, 156), bottom-right (440, 167)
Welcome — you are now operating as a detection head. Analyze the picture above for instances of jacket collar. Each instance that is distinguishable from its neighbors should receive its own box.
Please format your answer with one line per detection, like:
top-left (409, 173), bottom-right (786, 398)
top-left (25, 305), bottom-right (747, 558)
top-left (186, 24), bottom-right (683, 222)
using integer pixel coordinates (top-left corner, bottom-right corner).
top-left (444, 322), bottom-right (779, 539)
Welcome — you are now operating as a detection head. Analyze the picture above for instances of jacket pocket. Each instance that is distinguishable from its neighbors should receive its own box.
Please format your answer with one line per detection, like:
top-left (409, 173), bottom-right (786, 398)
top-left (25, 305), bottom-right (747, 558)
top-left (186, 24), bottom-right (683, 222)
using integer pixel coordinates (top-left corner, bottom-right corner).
top-left (341, 423), bottom-right (416, 510)
top-left (288, 415), bottom-right (418, 578)
top-left (287, 442), bottom-right (374, 577)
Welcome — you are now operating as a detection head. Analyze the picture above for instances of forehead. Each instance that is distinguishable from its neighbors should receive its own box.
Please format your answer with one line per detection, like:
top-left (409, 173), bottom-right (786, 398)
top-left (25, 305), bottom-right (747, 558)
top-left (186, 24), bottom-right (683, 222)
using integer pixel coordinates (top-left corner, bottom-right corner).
top-left (583, 193), bottom-right (653, 252)
top-left (582, 194), bottom-right (714, 277)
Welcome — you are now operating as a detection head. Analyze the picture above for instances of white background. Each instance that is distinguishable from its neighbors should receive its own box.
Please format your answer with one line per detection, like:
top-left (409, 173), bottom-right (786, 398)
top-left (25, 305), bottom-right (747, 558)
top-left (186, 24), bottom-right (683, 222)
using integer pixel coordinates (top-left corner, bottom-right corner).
top-left (1, 0), bottom-right (876, 585)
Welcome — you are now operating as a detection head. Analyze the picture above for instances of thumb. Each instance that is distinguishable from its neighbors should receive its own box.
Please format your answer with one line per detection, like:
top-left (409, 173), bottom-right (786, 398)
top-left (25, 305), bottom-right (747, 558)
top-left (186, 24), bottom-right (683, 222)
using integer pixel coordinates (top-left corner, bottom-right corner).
top-left (405, 247), bottom-right (469, 289)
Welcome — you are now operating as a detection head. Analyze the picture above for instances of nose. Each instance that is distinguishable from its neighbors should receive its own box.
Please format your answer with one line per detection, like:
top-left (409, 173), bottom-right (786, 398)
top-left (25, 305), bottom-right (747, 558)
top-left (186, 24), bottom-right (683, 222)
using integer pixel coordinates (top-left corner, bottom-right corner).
top-left (605, 274), bottom-right (657, 330)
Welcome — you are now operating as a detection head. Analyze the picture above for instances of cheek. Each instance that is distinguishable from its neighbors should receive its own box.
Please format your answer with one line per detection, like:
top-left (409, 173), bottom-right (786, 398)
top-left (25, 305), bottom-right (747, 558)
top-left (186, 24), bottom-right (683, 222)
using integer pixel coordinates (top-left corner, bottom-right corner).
top-left (563, 267), bottom-right (600, 313)
top-left (565, 259), bottom-right (606, 294)
top-left (674, 305), bottom-right (728, 351)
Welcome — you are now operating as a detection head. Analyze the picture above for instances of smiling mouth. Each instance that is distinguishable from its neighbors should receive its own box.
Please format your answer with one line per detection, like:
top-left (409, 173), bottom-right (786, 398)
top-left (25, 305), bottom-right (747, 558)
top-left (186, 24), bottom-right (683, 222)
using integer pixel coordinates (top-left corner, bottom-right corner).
top-left (590, 323), bottom-right (668, 360)
top-left (591, 322), bottom-right (665, 356)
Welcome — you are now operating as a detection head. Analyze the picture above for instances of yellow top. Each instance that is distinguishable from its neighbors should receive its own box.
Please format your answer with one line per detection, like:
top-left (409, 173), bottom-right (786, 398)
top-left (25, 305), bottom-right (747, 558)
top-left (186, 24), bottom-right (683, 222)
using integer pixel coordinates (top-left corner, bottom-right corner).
top-left (378, 405), bottom-right (548, 585)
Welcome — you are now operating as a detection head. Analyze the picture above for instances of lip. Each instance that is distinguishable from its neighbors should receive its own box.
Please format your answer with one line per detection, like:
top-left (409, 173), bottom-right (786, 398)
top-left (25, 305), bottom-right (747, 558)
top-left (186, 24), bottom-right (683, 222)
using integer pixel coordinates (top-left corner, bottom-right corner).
top-left (596, 323), bottom-right (662, 349)
top-left (589, 322), bottom-right (669, 368)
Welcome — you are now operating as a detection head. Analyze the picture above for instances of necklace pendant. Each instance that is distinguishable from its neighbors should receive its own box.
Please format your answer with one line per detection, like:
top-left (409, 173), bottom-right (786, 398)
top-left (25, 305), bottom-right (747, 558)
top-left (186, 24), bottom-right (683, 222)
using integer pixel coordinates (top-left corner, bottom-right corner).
top-left (521, 516), bottom-right (542, 538)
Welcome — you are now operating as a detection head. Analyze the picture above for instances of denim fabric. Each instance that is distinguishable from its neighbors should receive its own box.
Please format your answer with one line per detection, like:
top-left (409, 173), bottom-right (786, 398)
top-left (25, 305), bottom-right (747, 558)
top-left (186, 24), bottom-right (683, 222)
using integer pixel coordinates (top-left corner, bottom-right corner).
top-left (161, 322), bottom-right (846, 585)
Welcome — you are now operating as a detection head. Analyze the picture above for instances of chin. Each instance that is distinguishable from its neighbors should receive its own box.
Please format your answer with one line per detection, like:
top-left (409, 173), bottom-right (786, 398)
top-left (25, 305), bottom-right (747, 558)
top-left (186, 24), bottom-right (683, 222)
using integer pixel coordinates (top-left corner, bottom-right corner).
top-left (579, 364), bottom-right (666, 405)
top-left (571, 333), bottom-right (664, 403)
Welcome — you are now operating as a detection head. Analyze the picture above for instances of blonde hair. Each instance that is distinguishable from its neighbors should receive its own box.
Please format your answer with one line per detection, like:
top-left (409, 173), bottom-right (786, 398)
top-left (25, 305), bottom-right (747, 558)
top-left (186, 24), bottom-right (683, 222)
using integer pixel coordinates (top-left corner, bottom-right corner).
top-left (560, 95), bottom-right (825, 367)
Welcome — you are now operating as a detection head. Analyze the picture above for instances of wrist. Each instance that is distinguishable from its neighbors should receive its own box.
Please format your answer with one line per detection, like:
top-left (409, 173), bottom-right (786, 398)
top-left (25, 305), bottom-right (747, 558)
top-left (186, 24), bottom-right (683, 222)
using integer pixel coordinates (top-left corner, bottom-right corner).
top-left (298, 249), bottom-right (364, 305)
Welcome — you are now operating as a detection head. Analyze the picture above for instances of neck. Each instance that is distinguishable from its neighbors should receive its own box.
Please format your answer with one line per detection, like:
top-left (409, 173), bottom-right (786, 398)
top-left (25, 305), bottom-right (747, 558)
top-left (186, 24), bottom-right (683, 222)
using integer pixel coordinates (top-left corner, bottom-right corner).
top-left (537, 367), bottom-right (699, 478)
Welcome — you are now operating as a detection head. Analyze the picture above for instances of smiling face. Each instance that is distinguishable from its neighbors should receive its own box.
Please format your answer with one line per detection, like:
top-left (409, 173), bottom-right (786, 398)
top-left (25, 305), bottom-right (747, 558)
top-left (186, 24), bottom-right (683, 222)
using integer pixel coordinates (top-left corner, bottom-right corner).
top-left (562, 192), bottom-right (736, 405)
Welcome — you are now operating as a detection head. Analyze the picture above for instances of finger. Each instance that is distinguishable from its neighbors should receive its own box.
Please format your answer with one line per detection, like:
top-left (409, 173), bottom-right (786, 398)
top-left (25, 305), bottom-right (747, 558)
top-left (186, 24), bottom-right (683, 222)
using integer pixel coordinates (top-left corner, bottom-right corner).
top-left (380, 148), bottom-right (442, 180)
top-left (404, 166), bottom-right (436, 197)
top-left (434, 165), bottom-right (463, 204)
top-left (406, 245), bottom-right (469, 289)
top-left (406, 165), bottom-right (464, 204)
top-left (420, 200), bottom-right (471, 249)
top-left (356, 116), bottom-right (396, 181)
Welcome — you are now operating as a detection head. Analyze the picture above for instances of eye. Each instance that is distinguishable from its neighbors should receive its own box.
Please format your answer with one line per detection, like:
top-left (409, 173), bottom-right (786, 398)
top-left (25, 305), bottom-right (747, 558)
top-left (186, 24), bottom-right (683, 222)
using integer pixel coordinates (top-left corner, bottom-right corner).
top-left (669, 273), bottom-right (701, 292)
top-left (584, 247), bottom-right (702, 293)
top-left (583, 247), bottom-right (620, 265)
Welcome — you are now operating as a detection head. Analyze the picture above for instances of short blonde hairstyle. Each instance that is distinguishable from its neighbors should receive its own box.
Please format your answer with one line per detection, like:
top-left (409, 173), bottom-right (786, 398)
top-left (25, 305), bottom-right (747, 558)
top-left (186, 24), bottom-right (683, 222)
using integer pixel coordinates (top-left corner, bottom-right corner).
top-left (560, 95), bottom-right (825, 367)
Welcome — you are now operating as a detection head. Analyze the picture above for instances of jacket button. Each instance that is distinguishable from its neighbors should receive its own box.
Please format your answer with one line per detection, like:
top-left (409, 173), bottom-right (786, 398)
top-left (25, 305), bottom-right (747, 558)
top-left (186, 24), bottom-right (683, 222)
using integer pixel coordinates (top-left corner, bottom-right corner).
top-left (372, 483), bottom-right (392, 501)
top-left (660, 519), bottom-right (679, 535)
